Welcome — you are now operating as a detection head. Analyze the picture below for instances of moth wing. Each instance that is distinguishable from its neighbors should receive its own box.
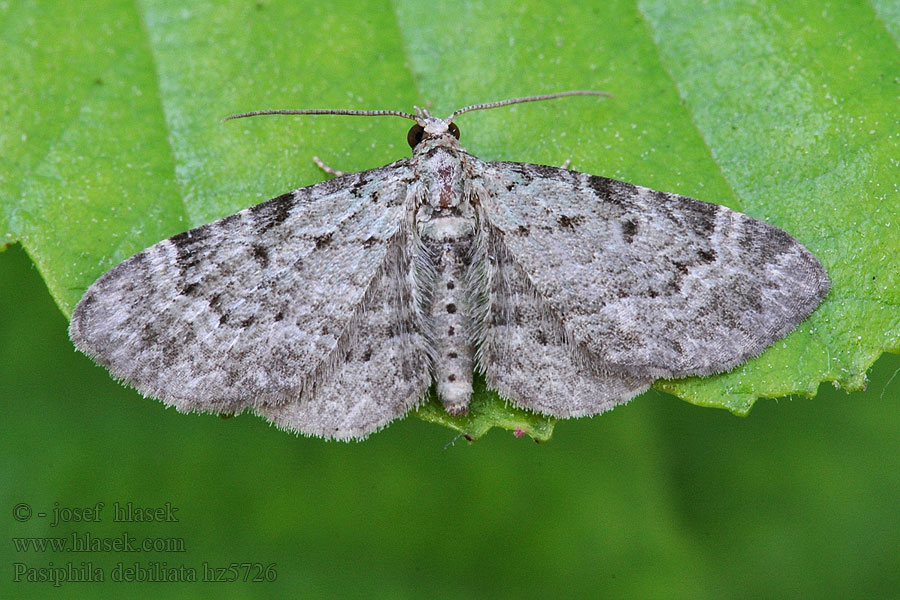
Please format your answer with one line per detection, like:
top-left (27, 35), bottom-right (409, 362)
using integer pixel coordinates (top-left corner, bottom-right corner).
top-left (70, 161), bottom-right (423, 420)
top-left (255, 236), bottom-right (432, 439)
top-left (474, 229), bottom-right (651, 417)
top-left (477, 161), bottom-right (829, 378)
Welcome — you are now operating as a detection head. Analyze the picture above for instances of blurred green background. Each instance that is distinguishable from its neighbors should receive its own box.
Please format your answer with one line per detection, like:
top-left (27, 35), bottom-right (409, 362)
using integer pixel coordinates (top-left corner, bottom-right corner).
top-left (3, 244), bottom-right (899, 598)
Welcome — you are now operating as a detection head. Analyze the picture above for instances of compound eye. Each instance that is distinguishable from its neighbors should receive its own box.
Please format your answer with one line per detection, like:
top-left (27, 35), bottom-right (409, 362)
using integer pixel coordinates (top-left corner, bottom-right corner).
top-left (448, 122), bottom-right (460, 140)
top-left (407, 124), bottom-right (425, 149)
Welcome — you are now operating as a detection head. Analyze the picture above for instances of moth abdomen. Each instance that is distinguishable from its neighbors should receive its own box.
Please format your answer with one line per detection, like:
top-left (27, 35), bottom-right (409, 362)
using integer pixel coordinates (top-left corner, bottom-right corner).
top-left (420, 214), bottom-right (476, 416)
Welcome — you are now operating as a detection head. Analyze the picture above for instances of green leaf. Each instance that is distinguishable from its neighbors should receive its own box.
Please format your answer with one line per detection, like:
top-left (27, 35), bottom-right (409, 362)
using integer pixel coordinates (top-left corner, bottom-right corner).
top-left (2, 1), bottom-right (897, 440)
top-left (415, 375), bottom-right (557, 443)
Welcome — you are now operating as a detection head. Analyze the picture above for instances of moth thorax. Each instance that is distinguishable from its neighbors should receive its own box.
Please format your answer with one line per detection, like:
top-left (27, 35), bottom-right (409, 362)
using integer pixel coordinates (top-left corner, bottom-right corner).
top-left (419, 149), bottom-right (466, 209)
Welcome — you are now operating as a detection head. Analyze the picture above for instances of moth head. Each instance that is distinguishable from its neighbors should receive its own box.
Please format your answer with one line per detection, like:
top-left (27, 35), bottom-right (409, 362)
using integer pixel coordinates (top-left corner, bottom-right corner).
top-left (407, 120), bottom-right (461, 149)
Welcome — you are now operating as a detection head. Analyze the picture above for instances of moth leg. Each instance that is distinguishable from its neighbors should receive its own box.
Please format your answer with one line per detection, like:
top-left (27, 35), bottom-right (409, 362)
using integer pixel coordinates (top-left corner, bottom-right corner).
top-left (312, 156), bottom-right (350, 177)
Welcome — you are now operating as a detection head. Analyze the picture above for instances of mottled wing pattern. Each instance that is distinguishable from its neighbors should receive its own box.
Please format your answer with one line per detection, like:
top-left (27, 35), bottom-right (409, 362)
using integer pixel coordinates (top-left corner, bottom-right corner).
top-left (474, 227), bottom-right (652, 418)
top-left (477, 161), bottom-right (829, 379)
top-left (70, 161), bottom-right (421, 425)
top-left (256, 235), bottom-right (432, 440)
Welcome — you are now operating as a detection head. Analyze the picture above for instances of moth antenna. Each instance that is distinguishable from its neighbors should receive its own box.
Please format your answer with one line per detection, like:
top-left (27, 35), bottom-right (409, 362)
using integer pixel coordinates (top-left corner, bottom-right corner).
top-left (223, 108), bottom-right (419, 122)
top-left (446, 90), bottom-right (612, 121)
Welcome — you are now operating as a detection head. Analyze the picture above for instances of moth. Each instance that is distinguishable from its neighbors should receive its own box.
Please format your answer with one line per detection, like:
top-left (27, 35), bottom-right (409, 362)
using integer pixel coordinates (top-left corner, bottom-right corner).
top-left (70, 91), bottom-right (830, 440)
